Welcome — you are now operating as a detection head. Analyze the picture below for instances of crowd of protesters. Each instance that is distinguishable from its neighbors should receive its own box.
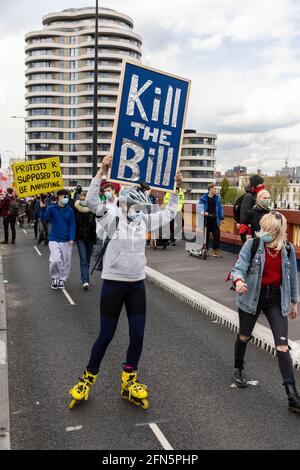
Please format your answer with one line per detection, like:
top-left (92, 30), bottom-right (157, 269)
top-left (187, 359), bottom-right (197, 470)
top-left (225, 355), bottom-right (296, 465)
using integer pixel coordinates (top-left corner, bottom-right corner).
top-left (0, 166), bottom-right (299, 413)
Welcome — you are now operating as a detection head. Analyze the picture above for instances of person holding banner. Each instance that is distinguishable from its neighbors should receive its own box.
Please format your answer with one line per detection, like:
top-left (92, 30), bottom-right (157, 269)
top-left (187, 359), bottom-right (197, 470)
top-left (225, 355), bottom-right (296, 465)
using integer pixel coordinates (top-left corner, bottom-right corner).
top-left (45, 189), bottom-right (76, 290)
top-left (68, 156), bottom-right (182, 411)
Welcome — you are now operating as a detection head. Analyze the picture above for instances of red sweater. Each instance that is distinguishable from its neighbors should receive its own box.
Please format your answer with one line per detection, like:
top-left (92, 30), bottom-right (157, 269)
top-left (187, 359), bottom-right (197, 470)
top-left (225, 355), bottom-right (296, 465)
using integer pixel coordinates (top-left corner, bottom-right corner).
top-left (0, 195), bottom-right (13, 217)
top-left (261, 247), bottom-right (282, 287)
top-left (234, 247), bottom-right (282, 287)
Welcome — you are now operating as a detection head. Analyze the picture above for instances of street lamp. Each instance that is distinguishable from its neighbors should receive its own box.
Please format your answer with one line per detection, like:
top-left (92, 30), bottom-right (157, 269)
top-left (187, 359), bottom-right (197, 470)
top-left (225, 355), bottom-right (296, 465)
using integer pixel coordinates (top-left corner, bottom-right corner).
top-left (11, 116), bottom-right (26, 162)
top-left (92, 0), bottom-right (99, 177)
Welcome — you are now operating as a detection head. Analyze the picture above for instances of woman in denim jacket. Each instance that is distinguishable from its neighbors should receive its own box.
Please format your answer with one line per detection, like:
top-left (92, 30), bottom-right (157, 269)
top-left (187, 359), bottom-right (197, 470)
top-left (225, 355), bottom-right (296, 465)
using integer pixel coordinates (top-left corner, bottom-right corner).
top-left (230, 211), bottom-right (300, 413)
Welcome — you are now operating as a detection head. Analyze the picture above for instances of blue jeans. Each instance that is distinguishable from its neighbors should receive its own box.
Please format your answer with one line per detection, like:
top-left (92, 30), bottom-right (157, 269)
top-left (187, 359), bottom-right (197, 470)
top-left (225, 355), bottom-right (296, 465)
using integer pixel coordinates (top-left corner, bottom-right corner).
top-left (76, 240), bottom-right (95, 284)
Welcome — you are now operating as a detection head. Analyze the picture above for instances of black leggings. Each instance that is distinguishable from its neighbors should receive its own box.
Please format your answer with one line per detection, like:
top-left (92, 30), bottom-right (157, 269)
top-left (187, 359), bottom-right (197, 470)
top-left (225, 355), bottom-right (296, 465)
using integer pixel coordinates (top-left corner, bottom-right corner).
top-left (87, 280), bottom-right (146, 374)
top-left (235, 286), bottom-right (295, 385)
top-left (3, 216), bottom-right (16, 242)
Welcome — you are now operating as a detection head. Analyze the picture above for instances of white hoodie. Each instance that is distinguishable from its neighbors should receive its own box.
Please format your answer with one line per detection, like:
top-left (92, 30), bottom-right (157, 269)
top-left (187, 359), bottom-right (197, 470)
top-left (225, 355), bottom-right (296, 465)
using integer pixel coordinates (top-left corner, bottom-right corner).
top-left (86, 177), bottom-right (178, 282)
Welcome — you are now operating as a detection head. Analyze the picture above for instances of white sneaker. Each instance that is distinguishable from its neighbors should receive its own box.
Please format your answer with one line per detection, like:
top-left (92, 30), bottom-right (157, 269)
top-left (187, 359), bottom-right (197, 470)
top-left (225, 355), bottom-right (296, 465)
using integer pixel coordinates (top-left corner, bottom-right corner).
top-left (58, 280), bottom-right (65, 289)
top-left (83, 282), bottom-right (89, 290)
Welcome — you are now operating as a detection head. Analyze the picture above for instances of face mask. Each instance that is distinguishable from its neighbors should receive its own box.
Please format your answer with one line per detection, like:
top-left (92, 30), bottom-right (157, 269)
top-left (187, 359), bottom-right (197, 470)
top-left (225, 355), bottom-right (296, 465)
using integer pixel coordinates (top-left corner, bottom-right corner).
top-left (105, 191), bottom-right (113, 200)
top-left (79, 200), bottom-right (88, 207)
top-left (260, 199), bottom-right (271, 208)
top-left (59, 197), bottom-right (69, 206)
top-left (128, 210), bottom-right (142, 222)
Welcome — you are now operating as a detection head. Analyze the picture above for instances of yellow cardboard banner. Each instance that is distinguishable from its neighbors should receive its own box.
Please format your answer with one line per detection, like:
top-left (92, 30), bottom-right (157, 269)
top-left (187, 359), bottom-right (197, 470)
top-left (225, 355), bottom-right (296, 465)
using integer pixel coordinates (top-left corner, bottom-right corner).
top-left (12, 157), bottom-right (64, 198)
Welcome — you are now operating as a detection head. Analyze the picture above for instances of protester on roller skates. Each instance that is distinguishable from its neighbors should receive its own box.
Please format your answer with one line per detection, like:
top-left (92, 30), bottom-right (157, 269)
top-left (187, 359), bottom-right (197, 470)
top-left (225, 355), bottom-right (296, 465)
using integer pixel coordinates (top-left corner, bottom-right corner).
top-left (69, 155), bottom-right (182, 410)
top-left (230, 211), bottom-right (300, 413)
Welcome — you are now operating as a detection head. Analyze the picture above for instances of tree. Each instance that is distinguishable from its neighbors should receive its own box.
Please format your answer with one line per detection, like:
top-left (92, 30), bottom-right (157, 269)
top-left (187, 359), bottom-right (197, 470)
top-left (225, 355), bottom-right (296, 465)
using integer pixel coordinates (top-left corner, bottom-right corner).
top-left (222, 187), bottom-right (244, 205)
top-left (220, 177), bottom-right (230, 200)
top-left (264, 175), bottom-right (289, 206)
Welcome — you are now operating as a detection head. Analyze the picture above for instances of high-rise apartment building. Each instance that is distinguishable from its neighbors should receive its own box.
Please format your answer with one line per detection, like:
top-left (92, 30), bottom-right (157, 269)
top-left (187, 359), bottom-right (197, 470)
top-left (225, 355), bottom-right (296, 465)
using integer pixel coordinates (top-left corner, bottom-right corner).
top-left (180, 129), bottom-right (217, 202)
top-left (25, 7), bottom-right (142, 189)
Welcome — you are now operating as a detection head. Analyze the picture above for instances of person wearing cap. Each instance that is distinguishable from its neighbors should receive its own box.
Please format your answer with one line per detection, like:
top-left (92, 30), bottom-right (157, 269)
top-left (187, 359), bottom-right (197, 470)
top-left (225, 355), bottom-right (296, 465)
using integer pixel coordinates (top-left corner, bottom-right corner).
top-left (239, 174), bottom-right (265, 244)
top-left (45, 189), bottom-right (76, 290)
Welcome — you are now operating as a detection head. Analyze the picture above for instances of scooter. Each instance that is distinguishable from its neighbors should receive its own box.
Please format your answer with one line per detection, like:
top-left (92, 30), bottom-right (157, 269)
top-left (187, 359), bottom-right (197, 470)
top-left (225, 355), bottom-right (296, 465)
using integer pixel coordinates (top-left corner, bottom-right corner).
top-left (187, 216), bottom-right (208, 260)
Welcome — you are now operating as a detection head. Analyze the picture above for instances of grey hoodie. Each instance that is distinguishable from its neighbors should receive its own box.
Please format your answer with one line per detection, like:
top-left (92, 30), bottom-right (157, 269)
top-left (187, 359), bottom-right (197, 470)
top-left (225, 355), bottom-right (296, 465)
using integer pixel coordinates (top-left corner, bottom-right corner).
top-left (86, 177), bottom-right (178, 282)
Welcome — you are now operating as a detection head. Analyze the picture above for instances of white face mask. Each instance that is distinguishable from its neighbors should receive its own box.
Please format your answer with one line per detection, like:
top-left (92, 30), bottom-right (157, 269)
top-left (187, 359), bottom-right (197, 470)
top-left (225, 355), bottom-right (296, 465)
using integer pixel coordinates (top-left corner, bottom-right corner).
top-left (59, 196), bottom-right (69, 206)
top-left (127, 209), bottom-right (143, 222)
top-left (79, 200), bottom-right (88, 207)
top-left (105, 191), bottom-right (113, 200)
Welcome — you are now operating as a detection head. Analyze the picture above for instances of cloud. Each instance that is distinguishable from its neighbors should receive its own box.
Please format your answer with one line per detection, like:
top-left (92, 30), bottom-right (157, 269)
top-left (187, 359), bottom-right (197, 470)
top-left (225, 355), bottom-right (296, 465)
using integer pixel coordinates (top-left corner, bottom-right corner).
top-left (1, 0), bottom-right (300, 174)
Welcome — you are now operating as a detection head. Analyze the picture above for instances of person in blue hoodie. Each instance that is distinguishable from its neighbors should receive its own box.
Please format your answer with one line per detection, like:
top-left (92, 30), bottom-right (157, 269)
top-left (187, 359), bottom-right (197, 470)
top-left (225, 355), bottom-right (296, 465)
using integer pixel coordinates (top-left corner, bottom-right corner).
top-left (200, 183), bottom-right (224, 257)
top-left (45, 189), bottom-right (76, 290)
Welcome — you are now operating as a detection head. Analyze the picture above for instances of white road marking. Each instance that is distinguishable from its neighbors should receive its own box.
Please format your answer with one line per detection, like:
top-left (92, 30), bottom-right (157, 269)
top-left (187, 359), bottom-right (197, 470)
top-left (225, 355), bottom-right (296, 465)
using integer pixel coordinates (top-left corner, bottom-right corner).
top-left (66, 425), bottom-right (82, 432)
top-left (149, 423), bottom-right (173, 450)
top-left (62, 288), bottom-right (75, 306)
top-left (34, 246), bottom-right (42, 256)
top-left (0, 340), bottom-right (6, 364)
top-left (23, 230), bottom-right (27, 235)
top-left (231, 380), bottom-right (259, 388)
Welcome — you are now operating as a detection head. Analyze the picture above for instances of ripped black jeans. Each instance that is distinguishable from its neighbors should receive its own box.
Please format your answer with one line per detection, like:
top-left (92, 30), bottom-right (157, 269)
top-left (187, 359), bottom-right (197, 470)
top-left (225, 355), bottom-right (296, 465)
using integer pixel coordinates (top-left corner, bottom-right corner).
top-left (235, 286), bottom-right (295, 385)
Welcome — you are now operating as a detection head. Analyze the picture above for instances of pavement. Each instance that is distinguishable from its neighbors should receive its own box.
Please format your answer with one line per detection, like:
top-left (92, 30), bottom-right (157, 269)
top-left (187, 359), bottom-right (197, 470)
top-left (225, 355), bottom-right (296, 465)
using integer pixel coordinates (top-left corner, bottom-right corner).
top-left (146, 240), bottom-right (300, 341)
top-left (2, 227), bottom-right (300, 449)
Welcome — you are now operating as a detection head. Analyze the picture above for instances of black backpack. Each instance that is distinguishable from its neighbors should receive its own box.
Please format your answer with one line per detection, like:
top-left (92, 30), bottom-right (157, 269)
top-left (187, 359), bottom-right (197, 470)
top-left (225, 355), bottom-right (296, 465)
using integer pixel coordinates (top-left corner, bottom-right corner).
top-left (8, 198), bottom-right (19, 216)
top-left (233, 193), bottom-right (246, 223)
top-left (233, 192), bottom-right (257, 223)
top-left (91, 216), bottom-right (119, 274)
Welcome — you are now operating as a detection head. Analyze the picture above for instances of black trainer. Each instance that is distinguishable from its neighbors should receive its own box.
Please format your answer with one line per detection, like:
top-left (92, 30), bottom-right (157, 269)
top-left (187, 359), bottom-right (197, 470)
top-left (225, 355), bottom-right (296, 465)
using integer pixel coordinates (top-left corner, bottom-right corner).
top-left (232, 368), bottom-right (248, 387)
top-left (51, 279), bottom-right (58, 290)
top-left (1, 241), bottom-right (8, 245)
top-left (284, 383), bottom-right (300, 414)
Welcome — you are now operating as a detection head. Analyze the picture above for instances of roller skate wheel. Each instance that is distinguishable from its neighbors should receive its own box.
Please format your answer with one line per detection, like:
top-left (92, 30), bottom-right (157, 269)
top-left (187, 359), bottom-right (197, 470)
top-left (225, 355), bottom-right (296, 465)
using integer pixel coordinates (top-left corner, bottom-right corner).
top-left (68, 398), bottom-right (78, 410)
top-left (140, 399), bottom-right (149, 410)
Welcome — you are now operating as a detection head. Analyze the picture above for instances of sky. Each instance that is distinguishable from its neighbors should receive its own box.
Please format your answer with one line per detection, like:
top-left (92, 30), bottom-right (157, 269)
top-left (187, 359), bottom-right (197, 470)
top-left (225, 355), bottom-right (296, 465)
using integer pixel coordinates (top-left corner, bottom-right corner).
top-left (1, 0), bottom-right (300, 173)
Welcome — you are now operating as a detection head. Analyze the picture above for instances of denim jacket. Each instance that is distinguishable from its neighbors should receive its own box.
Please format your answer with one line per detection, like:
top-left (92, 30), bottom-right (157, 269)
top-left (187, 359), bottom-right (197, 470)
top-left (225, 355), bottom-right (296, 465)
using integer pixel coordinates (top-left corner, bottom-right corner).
top-left (231, 236), bottom-right (299, 316)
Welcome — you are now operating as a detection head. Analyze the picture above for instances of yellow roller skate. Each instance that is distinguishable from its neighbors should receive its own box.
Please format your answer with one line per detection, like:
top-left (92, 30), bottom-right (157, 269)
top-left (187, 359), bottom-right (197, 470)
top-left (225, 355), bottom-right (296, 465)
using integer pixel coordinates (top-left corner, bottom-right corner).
top-left (120, 365), bottom-right (149, 410)
top-left (68, 369), bottom-right (98, 409)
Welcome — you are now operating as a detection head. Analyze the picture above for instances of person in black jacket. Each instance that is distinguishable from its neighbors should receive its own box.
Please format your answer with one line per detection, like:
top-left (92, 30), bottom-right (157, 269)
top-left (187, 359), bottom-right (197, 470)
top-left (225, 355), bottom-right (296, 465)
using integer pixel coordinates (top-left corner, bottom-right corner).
top-left (248, 190), bottom-right (271, 238)
top-left (239, 174), bottom-right (265, 244)
top-left (74, 191), bottom-right (96, 290)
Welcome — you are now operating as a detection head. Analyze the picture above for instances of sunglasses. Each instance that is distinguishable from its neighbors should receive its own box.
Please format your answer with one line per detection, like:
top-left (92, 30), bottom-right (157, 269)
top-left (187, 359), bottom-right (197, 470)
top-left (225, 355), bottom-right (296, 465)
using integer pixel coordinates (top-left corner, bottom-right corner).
top-left (270, 211), bottom-right (283, 225)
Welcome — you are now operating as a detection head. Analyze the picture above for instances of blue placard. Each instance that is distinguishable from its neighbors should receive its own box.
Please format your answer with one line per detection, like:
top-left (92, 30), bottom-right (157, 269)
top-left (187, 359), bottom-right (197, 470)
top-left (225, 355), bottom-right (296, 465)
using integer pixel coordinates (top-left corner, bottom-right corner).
top-left (109, 60), bottom-right (190, 191)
